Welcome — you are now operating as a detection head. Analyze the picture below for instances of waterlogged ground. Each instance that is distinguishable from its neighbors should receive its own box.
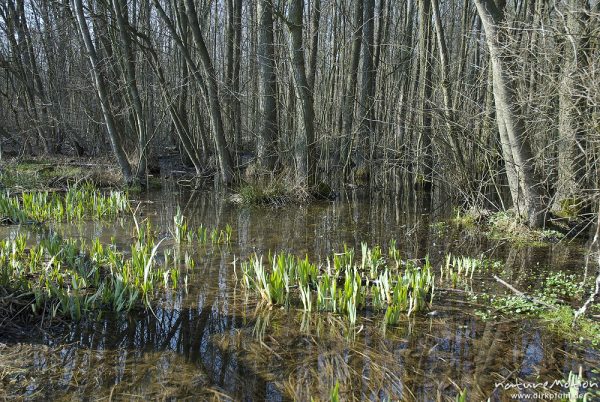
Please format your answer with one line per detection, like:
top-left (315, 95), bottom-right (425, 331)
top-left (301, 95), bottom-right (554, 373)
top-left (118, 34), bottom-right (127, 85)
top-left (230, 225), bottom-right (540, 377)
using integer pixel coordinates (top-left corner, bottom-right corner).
top-left (1, 185), bottom-right (599, 401)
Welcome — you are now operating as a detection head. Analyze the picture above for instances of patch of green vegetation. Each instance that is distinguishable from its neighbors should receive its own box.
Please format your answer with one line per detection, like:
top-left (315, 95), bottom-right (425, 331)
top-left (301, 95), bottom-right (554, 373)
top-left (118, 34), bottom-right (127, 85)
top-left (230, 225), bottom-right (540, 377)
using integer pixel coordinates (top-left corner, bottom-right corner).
top-left (239, 241), bottom-right (434, 326)
top-left (441, 253), bottom-right (502, 286)
top-left (0, 183), bottom-right (129, 223)
top-left (171, 206), bottom-right (232, 245)
top-left (233, 180), bottom-right (293, 206)
top-left (232, 176), bottom-right (333, 206)
top-left (491, 295), bottom-right (549, 315)
top-left (556, 197), bottom-right (583, 219)
top-left (541, 307), bottom-right (600, 346)
top-left (542, 272), bottom-right (585, 302)
top-left (451, 208), bottom-right (480, 227)
top-left (0, 184), bottom-right (236, 324)
top-left (474, 271), bottom-right (599, 346)
top-left (0, 230), bottom-right (181, 320)
top-left (455, 388), bottom-right (467, 402)
top-left (430, 221), bottom-right (449, 235)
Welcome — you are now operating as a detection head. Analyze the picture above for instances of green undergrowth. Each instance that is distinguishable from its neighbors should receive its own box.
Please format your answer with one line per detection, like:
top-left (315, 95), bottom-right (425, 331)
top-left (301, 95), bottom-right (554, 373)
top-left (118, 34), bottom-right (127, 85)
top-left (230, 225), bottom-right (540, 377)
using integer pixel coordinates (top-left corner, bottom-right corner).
top-left (0, 230), bottom-right (181, 320)
top-left (239, 241), bottom-right (435, 326)
top-left (451, 208), bottom-right (566, 245)
top-left (233, 180), bottom-right (295, 206)
top-left (231, 175), bottom-right (333, 206)
top-left (172, 207), bottom-right (232, 245)
top-left (0, 185), bottom-right (235, 323)
top-left (474, 271), bottom-right (600, 346)
top-left (441, 253), bottom-right (503, 287)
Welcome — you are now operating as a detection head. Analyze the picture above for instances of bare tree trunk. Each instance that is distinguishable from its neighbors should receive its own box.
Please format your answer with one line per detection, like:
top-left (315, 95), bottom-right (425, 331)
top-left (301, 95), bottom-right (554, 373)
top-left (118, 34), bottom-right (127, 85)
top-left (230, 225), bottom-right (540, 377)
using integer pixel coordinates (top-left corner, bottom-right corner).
top-left (71, 0), bottom-right (134, 185)
top-left (431, 0), bottom-right (466, 171)
top-left (554, 0), bottom-right (590, 213)
top-left (257, 0), bottom-right (278, 171)
top-left (417, 0), bottom-right (433, 189)
top-left (184, 0), bottom-right (235, 185)
top-left (474, 0), bottom-right (546, 227)
top-left (340, 0), bottom-right (363, 174)
top-left (225, 0), bottom-right (242, 155)
top-left (308, 0), bottom-right (321, 91)
top-left (356, 0), bottom-right (376, 177)
top-left (112, 0), bottom-right (147, 181)
top-left (287, 0), bottom-right (316, 186)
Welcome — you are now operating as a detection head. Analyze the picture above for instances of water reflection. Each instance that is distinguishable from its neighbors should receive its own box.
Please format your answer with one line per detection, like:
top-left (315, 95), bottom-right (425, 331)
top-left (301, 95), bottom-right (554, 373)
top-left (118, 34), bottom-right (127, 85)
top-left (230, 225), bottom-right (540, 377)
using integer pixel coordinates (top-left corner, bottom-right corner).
top-left (1, 186), bottom-right (598, 401)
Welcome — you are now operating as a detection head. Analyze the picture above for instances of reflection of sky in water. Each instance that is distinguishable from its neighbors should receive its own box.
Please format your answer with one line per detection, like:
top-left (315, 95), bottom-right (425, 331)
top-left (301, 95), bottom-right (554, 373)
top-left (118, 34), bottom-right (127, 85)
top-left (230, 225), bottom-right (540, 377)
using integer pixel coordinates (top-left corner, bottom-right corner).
top-left (520, 328), bottom-right (544, 377)
top-left (2, 187), bottom-right (599, 400)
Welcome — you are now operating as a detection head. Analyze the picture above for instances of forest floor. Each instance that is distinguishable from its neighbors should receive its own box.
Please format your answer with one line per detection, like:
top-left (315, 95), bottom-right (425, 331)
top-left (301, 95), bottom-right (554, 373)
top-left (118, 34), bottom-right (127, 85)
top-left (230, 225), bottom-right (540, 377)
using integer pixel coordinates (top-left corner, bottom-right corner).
top-left (0, 156), bottom-right (125, 192)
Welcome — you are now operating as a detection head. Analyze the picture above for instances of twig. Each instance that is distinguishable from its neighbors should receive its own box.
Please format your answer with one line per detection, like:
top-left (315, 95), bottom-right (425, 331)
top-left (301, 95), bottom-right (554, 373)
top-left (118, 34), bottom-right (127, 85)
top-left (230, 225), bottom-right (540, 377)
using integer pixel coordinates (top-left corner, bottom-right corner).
top-left (574, 210), bottom-right (600, 321)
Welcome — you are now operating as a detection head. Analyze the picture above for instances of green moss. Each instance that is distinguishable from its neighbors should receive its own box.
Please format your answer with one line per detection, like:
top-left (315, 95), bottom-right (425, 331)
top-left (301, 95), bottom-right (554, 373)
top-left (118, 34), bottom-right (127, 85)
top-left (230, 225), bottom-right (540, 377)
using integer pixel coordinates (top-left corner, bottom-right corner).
top-left (450, 208), bottom-right (481, 227)
top-left (232, 176), bottom-right (304, 206)
top-left (353, 166), bottom-right (370, 185)
top-left (556, 197), bottom-right (582, 218)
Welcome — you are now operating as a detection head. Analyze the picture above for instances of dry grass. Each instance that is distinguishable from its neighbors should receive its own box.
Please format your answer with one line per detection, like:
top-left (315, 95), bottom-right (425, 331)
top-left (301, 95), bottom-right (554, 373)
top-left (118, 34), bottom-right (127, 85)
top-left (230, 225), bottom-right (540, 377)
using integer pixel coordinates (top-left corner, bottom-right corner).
top-left (0, 156), bottom-right (124, 191)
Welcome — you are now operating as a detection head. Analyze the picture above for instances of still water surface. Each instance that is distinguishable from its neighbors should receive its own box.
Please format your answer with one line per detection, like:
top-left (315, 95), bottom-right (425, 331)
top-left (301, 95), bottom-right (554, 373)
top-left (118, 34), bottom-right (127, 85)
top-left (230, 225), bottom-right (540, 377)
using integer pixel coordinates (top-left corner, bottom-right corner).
top-left (2, 186), bottom-right (599, 401)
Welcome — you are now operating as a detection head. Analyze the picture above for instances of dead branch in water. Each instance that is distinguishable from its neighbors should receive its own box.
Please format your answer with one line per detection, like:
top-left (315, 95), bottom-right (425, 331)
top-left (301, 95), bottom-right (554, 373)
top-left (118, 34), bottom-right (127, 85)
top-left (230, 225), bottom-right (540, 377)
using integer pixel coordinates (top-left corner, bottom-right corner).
top-left (492, 275), bottom-right (557, 310)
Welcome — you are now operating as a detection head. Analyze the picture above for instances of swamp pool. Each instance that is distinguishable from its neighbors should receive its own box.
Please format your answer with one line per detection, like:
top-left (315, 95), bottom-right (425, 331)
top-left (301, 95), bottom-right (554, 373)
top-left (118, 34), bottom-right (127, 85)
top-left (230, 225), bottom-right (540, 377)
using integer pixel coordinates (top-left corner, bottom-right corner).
top-left (1, 185), bottom-right (599, 401)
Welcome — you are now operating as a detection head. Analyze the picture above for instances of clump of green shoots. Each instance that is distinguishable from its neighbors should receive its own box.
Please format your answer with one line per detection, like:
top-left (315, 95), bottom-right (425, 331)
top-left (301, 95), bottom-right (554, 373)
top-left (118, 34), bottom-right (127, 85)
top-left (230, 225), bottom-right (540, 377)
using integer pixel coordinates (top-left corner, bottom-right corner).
top-left (239, 243), bottom-right (434, 326)
top-left (171, 207), bottom-right (232, 246)
top-left (441, 253), bottom-right (499, 287)
top-left (0, 231), bottom-right (182, 321)
top-left (0, 183), bottom-right (130, 224)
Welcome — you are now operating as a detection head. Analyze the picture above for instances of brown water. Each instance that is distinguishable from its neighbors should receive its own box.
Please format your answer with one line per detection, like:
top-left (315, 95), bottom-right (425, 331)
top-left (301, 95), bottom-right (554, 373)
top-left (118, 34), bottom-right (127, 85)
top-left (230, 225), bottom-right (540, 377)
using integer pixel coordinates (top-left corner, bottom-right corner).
top-left (1, 185), bottom-right (599, 401)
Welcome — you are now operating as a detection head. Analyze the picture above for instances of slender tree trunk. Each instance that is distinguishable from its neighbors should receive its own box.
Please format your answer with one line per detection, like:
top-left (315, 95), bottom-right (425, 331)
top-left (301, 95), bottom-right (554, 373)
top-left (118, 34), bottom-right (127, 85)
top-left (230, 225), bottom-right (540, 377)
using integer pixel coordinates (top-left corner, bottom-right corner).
top-left (71, 0), bottom-right (134, 185)
top-left (257, 0), bottom-right (278, 171)
top-left (356, 0), bottom-right (376, 174)
top-left (226, 0), bottom-right (242, 155)
top-left (184, 0), bottom-right (235, 185)
top-left (112, 0), bottom-right (147, 181)
top-left (431, 0), bottom-right (466, 171)
top-left (554, 0), bottom-right (590, 213)
top-left (417, 0), bottom-right (433, 189)
top-left (308, 0), bottom-right (321, 91)
top-left (340, 0), bottom-right (363, 174)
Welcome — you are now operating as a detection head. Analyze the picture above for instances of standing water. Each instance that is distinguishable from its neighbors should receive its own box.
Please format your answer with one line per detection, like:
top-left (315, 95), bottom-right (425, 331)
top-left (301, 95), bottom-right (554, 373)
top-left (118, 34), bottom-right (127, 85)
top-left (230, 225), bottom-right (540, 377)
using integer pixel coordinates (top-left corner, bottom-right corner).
top-left (1, 185), bottom-right (599, 401)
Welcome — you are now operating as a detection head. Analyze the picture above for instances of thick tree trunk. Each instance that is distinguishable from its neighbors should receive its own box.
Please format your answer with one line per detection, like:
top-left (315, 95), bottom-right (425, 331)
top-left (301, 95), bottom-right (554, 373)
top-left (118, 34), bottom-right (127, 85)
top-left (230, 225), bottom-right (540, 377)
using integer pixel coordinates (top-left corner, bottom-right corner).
top-left (287, 0), bottom-right (316, 186)
top-left (474, 0), bottom-right (545, 227)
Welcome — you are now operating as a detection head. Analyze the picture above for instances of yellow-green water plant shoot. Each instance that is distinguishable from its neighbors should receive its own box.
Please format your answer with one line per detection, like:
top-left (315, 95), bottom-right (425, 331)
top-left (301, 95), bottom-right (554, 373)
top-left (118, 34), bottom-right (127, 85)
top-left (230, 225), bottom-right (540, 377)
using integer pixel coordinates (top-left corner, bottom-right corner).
top-left (238, 245), bottom-right (434, 326)
top-left (3, 183), bottom-right (130, 224)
